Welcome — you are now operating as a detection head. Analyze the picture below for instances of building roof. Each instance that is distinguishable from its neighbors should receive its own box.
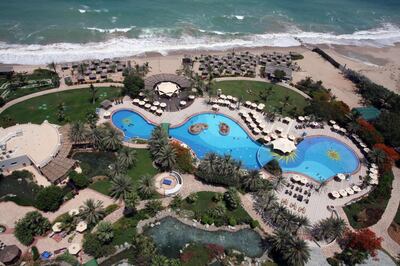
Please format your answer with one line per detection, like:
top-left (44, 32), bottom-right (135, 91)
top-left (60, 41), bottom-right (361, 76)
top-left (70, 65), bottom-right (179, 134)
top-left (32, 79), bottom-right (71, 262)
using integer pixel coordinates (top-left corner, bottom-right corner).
top-left (100, 99), bottom-right (113, 109)
top-left (352, 106), bottom-right (381, 121)
top-left (0, 122), bottom-right (61, 168)
top-left (0, 245), bottom-right (21, 264)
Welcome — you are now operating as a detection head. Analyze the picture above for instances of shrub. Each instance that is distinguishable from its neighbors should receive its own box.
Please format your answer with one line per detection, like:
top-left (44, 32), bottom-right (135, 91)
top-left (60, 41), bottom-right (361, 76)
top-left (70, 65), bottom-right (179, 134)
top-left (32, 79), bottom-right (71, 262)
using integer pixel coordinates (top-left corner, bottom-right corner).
top-left (170, 195), bottom-right (183, 209)
top-left (186, 193), bottom-right (198, 204)
top-left (212, 193), bottom-right (223, 202)
top-left (171, 142), bottom-right (195, 173)
top-left (224, 188), bottom-right (240, 210)
top-left (122, 74), bottom-right (144, 98)
top-left (14, 211), bottom-right (50, 246)
top-left (228, 217), bottom-right (237, 226)
top-left (69, 171), bottom-right (89, 189)
top-left (82, 233), bottom-right (115, 258)
top-left (35, 185), bottom-right (65, 211)
top-left (250, 219), bottom-right (259, 229)
top-left (31, 246), bottom-right (39, 261)
top-left (264, 159), bottom-right (282, 176)
top-left (145, 200), bottom-right (163, 216)
top-left (201, 214), bottom-right (214, 225)
top-left (0, 97), bottom-right (5, 107)
top-left (96, 221), bottom-right (114, 244)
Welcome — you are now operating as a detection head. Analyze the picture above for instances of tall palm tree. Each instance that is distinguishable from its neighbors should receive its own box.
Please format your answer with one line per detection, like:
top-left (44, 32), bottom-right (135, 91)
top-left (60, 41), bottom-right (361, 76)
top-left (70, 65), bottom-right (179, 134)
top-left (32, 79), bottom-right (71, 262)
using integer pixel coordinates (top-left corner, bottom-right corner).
top-left (149, 126), bottom-right (168, 157)
top-left (89, 84), bottom-right (97, 104)
top-left (272, 175), bottom-right (287, 192)
top-left (117, 147), bottom-right (137, 168)
top-left (138, 174), bottom-right (155, 199)
top-left (109, 175), bottom-right (133, 202)
top-left (294, 215), bottom-right (310, 234)
top-left (328, 217), bottom-right (346, 241)
top-left (256, 191), bottom-right (277, 211)
top-left (80, 199), bottom-right (105, 226)
top-left (202, 152), bottom-right (218, 173)
top-left (124, 191), bottom-right (140, 213)
top-left (69, 121), bottom-right (87, 143)
top-left (283, 237), bottom-right (310, 266)
top-left (272, 203), bottom-right (287, 224)
top-left (368, 148), bottom-right (387, 165)
top-left (282, 211), bottom-right (298, 232)
top-left (155, 144), bottom-right (176, 170)
top-left (108, 162), bottom-right (127, 178)
top-left (101, 127), bottom-right (122, 151)
top-left (269, 229), bottom-right (291, 253)
top-left (242, 170), bottom-right (262, 192)
top-left (88, 127), bottom-right (104, 149)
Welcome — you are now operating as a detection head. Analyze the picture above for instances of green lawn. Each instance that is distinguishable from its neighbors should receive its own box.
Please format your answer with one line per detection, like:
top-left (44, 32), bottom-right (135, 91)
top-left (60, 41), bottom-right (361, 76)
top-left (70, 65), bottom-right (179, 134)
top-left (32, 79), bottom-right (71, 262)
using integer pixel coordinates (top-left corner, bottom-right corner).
top-left (0, 86), bottom-right (121, 127)
top-left (86, 149), bottom-right (159, 196)
top-left (180, 191), bottom-right (252, 226)
top-left (210, 80), bottom-right (308, 116)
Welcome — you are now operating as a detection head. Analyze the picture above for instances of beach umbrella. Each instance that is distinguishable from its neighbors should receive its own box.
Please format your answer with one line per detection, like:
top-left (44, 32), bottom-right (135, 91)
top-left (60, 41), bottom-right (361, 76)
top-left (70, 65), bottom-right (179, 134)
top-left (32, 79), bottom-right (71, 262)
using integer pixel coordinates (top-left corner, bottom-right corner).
top-left (248, 123), bottom-right (255, 129)
top-left (144, 103), bottom-right (151, 109)
top-left (224, 100), bottom-right (230, 105)
top-left (219, 94), bottom-right (226, 99)
top-left (253, 128), bottom-right (261, 135)
top-left (188, 95), bottom-right (195, 100)
top-left (369, 173), bottom-right (378, 180)
top-left (258, 124), bottom-right (266, 130)
top-left (76, 221), bottom-right (87, 233)
top-left (138, 92), bottom-right (144, 97)
top-left (332, 124), bottom-right (340, 131)
top-left (371, 163), bottom-right (378, 169)
top-left (292, 175), bottom-right (301, 182)
top-left (245, 116), bottom-right (252, 123)
top-left (340, 127), bottom-right (347, 133)
top-left (298, 116), bottom-right (305, 121)
top-left (262, 128), bottom-right (270, 135)
top-left (352, 185), bottom-right (361, 192)
top-left (263, 136), bottom-right (271, 142)
top-left (229, 103), bottom-right (236, 109)
top-left (346, 187), bottom-right (354, 195)
top-left (160, 102), bottom-right (167, 108)
top-left (331, 191), bottom-right (340, 198)
top-left (241, 112), bottom-right (248, 118)
top-left (132, 98), bottom-right (140, 104)
top-left (288, 135), bottom-right (296, 141)
top-left (270, 133), bottom-right (278, 139)
top-left (156, 109), bottom-right (163, 115)
top-left (304, 116), bottom-right (310, 121)
top-left (150, 106), bottom-right (157, 112)
top-left (369, 168), bottom-right (378, 174)
top-left (271, 138), bottom-right (297, 154)
top-left (257, 104), bottom-right (264, 111)
top-left (251, 103), bottom-right (257, 109)
top-left (283, 117), bottom-right (291, 123)
top-left (231, 97), bottom-right (238, 102)
top-left (52, 222), bottom-right (63, 233)
top-left (329, 120), bottom-right (336, 125)
top-left (336, 173), bottom-right (346, 180)
top-left (212, 104), bottom-right (219, 110)
top-left (275, 127), bottom-right (283, 133)
top-left (143, 98), bottom-right (149, 102)
top-left (68, 209), bottom-right (79, 216)
top-left (138, 101), bottom-right (145, 106)
top-left (227, 95), bottom-right (233, 100)
top-left (369, 179), bottom-right (379, 185)
top-left (339, 189), bottom-right (348, 197)
top-left (68, 243), bottom-right (82, 255)
top-left (359, 143), bottom-right (367, 148)
top-left (103, 111), bottom-right (111, 119)
top-left (153, 101), bottom-right (160, 106)
top-left (217, 99), bottom-right (225, 105)
top-left (363, 148), bottom-right (371, 154)
top-left (180, 101), bottom-right (187, 106)
top-left (300, 177), bottom-right (308, 184)
top-left (245, 101), bottom-right (251, 106)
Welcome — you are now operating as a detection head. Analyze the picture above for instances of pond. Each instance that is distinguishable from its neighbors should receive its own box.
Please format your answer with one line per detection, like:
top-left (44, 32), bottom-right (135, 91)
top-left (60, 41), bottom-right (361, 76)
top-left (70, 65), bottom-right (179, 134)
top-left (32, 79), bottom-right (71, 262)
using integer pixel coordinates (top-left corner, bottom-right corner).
top-left (145, 217), bottom-right (265, 258)
top-left (0, 170), bottom-right (41, 206)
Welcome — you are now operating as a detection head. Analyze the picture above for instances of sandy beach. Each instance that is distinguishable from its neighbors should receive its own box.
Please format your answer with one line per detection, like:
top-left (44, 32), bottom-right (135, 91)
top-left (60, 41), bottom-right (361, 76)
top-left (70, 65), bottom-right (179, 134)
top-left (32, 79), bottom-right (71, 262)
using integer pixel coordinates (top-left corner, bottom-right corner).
top-left (9, 43), bottom-right (400, 109)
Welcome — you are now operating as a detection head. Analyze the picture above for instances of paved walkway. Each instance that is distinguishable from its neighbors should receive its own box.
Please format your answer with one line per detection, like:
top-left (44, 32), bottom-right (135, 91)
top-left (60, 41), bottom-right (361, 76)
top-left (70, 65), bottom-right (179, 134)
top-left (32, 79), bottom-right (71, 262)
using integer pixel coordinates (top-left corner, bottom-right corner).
top-left (0, 82), bottom-right (123, 114)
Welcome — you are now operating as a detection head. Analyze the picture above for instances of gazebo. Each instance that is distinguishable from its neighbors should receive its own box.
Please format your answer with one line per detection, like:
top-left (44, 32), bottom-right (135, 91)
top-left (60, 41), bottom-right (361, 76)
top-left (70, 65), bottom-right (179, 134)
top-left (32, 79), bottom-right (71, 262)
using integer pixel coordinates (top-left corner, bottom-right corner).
top-left (100, 99), bottom-right (113, 110)
top-left (155, 82), bottom-right (180, 97)
top-left (271, 138), bottom-right (296, 154)
top-left (0, 245), bottom-right (21, 265)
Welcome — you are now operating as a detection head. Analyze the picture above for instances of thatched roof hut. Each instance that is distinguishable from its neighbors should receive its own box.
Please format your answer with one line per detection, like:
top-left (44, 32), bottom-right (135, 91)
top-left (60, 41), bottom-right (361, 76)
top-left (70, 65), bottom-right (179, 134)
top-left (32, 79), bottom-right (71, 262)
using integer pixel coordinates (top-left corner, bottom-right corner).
top-left (100, 99), bottom-right (113, 110)
top-left (0, 245), bottom-right (21, 265)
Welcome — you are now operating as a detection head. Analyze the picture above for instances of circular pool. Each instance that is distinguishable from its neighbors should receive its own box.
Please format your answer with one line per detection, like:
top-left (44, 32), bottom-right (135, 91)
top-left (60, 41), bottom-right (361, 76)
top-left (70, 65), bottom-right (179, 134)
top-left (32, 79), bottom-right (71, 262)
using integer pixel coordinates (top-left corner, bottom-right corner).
top-left (111, 110), bottom-right (360, 181)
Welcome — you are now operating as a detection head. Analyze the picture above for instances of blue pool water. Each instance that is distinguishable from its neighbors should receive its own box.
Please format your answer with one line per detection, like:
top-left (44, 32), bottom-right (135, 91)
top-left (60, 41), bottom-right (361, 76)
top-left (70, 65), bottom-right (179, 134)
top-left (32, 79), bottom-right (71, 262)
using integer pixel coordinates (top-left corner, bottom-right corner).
top-left (112, 110), bottom-right (359, 181)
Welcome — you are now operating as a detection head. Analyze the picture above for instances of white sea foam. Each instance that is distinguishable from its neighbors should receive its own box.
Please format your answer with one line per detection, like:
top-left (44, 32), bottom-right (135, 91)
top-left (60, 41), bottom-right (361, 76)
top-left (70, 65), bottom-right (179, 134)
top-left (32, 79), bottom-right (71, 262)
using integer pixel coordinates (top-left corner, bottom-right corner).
top-left (78, 9), bottom-right (86, 14)
top-left (85, 26), bottom-right (135, 33)
top-left (235, 15), bottom-right (245, 20)
top-left (1, 24), bottom-right (400, 64)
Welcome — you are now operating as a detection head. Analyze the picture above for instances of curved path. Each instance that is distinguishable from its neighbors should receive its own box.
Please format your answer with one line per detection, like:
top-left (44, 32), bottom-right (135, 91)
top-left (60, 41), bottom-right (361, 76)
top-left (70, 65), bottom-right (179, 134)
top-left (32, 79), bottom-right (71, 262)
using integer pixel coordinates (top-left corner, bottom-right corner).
top-left (213, 77), bottom-right (311, 99)
top-left (0, 82), bottom-right (123, 114)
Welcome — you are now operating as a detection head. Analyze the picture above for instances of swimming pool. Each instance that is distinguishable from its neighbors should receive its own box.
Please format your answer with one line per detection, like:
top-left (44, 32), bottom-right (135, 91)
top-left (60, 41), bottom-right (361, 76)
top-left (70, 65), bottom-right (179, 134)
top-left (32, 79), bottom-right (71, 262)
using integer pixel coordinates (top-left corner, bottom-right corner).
top-left (112, 110), bottom-right (360, 181)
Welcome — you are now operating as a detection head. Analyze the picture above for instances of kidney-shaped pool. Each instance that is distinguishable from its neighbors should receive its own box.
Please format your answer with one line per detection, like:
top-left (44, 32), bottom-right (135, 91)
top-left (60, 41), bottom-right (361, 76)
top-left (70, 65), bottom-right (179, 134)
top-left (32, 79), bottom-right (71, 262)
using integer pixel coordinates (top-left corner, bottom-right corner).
top-left (111, 110), bottom-right (360, 182)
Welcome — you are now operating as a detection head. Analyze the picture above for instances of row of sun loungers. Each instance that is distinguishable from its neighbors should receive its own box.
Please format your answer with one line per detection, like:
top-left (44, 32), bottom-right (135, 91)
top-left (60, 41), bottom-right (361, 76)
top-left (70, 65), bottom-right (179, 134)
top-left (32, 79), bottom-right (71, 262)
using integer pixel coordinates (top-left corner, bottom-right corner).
top-left (132, 98), bottom-right (165, 116)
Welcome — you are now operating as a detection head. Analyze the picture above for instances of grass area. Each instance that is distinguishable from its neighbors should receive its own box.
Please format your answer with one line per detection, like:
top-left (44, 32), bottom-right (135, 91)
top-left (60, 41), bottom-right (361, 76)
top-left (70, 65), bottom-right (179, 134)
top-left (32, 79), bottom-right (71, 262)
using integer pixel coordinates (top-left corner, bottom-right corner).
top-left (210, 80), bottom-right (308, 116)
top-left (343, 170), bottom-right (394, 228)
top-left (6, 85), bottom-right (55, 102)
top-left (0, 86), bottom-right (121, 127)
top-left (180, 191), bottom-right (252, 226)
top-left (81, 149), bottom-right (158, 196)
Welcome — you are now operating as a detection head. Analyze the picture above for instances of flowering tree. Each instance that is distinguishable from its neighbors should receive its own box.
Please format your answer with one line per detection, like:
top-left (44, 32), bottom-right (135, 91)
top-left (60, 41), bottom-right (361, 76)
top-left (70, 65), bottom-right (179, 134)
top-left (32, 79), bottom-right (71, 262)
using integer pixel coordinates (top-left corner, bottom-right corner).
top-left (344, 229), bottom-right (382, 257)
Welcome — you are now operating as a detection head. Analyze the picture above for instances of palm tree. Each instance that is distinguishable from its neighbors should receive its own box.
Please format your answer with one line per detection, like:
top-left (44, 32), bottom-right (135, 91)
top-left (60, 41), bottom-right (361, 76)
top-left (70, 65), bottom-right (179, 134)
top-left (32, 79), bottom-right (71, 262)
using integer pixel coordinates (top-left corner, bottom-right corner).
top-left (101, 127), bottom-right (122, 151)
top-left (272, 203), bottom-right (287, 224)
top-left (269, 229), bottom-right (291, 253)
top-left (69, 121), bottom-right (87, 143)
top-left (96, 221), bottom-right (114, 243)
top-left (124, 191), bottom-right (140, 214)
top-left (256, 191), bottom-right (277, 211)
top-left (109, 175), bottom-right (133, 202)
top-left (138, 174), bottom-right (155, 198)
top-left (155, 144), bottom-right (176, 170)
top-left (294, 215), bottom-right (310, 234)
top-left (47, 62), bottom-right (57, 73)
top-left (272, 175), bottom-right (287, 192)
top-left (283, 237), bottom-right (310, 266)
top-left (242, 170), bottom-right (262, 192)
top-left (282, 211), bottom-right (298, 231)
top-left (117, 147), bottom-right (137, 168)
top-left (368, 148), bottom-right (387, 165)
top-left (346, 122), bottom-right (360, 134)
top-left (80, 199), bottom-right (105, 226)
top-left (313, 216), bottom-right (346, 242)
top-left (149, 126), bottom-right (168, 157)
top-left (328, 217), bottom-right (346, 241)
top-left (88, 127), bottom-right (104, 149)
top-left (89, 84), bottom-right (97, 104)
top-left (108, 162), bottom-right (127, 178)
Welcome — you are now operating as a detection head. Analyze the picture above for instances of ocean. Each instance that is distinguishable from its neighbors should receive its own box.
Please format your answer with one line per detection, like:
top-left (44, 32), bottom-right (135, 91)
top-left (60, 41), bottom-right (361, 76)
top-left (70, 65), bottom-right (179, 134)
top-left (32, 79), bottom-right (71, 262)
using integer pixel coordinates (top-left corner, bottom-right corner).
top-left (0, 0), bottom-right (399, 64)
